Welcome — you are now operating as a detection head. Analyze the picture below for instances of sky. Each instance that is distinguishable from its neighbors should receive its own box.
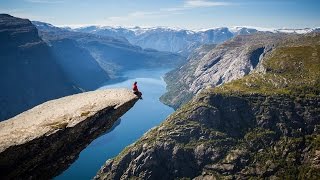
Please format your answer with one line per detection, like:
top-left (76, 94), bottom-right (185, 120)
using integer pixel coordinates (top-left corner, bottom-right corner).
top-left (1, 0), bottom-right (320, 29)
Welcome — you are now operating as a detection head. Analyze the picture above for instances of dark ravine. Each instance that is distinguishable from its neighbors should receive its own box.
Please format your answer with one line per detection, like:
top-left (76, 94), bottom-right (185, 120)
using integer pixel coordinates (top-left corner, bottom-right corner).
top-left (0, 89), bottom-right (139, 179)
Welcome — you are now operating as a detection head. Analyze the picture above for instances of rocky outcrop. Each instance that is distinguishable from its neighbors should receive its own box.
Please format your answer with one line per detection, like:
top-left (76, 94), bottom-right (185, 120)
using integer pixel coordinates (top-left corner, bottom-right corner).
top-left (160, 33), bottom-right (301, 109)
top-left (95, 33), bottom-right (320, 179)
top-left (0, 89), bottom-right (139, 179)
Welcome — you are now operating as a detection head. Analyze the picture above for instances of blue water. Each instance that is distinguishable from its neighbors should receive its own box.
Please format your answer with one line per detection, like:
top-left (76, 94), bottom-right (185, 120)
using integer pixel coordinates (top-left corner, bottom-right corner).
top-left (56, 69), bottom-right (174, 179)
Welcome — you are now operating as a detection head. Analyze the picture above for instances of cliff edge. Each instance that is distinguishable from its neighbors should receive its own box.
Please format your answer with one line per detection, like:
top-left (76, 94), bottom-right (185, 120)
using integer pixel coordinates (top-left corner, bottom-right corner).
top-left (0, 88), bottom-right (139, 179)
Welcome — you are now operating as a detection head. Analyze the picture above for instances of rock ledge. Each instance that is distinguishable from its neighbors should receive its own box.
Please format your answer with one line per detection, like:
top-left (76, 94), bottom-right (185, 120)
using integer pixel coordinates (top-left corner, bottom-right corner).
top-left (0, 88), bottom-right (138, 179)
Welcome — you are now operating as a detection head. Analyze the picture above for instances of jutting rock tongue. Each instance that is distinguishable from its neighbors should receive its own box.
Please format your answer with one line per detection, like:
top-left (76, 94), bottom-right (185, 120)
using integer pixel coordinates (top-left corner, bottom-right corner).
top-left (0, 89), bottom-right (139, 180)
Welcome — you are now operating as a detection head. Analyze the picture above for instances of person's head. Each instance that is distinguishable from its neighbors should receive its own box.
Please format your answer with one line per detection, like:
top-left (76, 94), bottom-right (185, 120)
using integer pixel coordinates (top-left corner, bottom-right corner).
top-left (134, 81), bottom-right (137, 85)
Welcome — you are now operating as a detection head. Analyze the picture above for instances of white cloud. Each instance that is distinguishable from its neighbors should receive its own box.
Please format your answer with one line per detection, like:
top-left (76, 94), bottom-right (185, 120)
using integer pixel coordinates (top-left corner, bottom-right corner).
top-left (184, 0), bottom-right (232, 8)
top-left (161, 0), bottom-right (232, 12)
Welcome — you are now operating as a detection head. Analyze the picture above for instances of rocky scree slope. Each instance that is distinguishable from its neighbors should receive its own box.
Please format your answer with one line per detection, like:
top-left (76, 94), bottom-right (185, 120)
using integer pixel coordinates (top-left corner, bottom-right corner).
top-left (0, 89), bottom-right (138, 179)
top-left (95, 33), bottom-right (320, 179)
top-left (0, 14), bottom-right (81, 121)
top-left (160, 32), bottom-right (301, 109)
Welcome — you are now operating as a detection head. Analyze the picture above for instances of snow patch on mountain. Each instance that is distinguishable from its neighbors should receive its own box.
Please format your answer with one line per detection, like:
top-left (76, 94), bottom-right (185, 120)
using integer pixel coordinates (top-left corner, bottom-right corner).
top-left (68, 25), bottom-right (319, 54)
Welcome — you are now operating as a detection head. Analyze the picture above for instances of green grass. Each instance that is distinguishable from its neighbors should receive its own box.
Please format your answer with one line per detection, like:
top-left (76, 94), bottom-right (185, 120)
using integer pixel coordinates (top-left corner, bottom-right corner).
top-left (212, 45), bottom-right (320, 97)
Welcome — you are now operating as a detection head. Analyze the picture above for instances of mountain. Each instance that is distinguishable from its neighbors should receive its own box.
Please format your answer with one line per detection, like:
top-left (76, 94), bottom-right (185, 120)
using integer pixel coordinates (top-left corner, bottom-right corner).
top-left (49, 38), bottom-right (110, 90)
top-left (0, 14), bottom-right (80, 121)
top-left (73, 26), bottom-right (258, 55)
top-left (73, 26), bottom-right (320, 56)
top-left (160, 32), bottom-right (300, 109)
top-left (95, 32), bottom-right (320, 179)
top-left (33, 21), bottom-right (185, 77)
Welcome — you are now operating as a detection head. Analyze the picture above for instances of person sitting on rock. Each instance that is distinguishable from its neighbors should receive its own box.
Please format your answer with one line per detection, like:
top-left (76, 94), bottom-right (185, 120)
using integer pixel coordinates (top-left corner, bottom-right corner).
top-left (132, 81), bottom-right (142, 99)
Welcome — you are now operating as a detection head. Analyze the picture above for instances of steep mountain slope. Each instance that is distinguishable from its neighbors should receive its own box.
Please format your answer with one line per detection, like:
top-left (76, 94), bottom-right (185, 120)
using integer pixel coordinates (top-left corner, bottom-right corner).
top-left (95, 33), bottom-right (320, 180)
top-left (160, 32), bottom-right (297, 109)
top-left (73, 26), bottom-right (258, 54)
top-left (49, 38), bottom-right (109, 90)
top-left (34, 21), bottom-right (185, 78)
top-left (0, 14), bottom-right (80, 121)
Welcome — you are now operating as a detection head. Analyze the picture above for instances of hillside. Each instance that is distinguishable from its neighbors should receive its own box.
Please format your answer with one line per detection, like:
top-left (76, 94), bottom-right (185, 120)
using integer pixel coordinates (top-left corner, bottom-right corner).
top-left (0, 14), bottom-right (80, 121)
top-left (95, 33), bottom-right (320, 179)
top-left (160, 32), bottom-right (300, 109)
top-left (213, 33), bottom-right (320, 96)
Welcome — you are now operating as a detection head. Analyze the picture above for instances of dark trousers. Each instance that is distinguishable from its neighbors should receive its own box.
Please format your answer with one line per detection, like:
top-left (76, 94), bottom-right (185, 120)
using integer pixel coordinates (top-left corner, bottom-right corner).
top-left (133, 91), bottom-right (142, 98)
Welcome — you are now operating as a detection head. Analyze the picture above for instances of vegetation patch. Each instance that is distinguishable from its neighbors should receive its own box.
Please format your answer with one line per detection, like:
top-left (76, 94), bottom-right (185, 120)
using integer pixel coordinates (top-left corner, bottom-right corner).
top-left (212, 44), bottom-right (320, 97)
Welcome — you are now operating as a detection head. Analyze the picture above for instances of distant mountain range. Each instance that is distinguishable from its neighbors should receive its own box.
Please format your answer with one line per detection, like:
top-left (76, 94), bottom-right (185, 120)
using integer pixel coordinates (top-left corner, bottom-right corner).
top-left (32, 21), bottom-right (185, 77)
top-left (71, 26), bottom-right (256, 55)
top-left (70, 25), bottom-right (320, 55)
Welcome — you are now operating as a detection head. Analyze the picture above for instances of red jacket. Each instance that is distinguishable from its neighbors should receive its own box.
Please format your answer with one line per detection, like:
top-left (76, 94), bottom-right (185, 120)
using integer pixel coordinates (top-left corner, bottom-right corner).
top-left (133, 84), bottom-right (138, 92)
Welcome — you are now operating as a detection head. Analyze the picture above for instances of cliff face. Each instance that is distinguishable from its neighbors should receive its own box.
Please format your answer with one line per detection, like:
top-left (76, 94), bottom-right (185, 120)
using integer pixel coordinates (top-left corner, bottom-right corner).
top-left (96, 94), bottom-right (319, 180)
top-left (95, 33), bottom-right (320, 179)
top-left (49, 38), bottom-right (110, 90)
top-left (160, 33), bottom-right (296, 109)
top-left (0, 89), bottom-right (139, 179)
top-left (0, 14), bottom-right (81, 121)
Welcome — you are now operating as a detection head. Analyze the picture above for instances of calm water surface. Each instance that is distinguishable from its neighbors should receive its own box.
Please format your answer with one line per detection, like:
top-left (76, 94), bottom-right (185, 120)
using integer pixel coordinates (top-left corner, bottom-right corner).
top-left (56, 69), bottom-right (174, 179)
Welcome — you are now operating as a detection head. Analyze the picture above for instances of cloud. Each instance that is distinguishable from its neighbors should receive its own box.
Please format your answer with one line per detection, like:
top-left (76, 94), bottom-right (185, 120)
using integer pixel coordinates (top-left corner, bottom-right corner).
top-left (24, 0), bottom-right (64, 4)
top-left (162, 0), bottom-right (233, 13)
top-left (184, 0), bottom-right (232, 8)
